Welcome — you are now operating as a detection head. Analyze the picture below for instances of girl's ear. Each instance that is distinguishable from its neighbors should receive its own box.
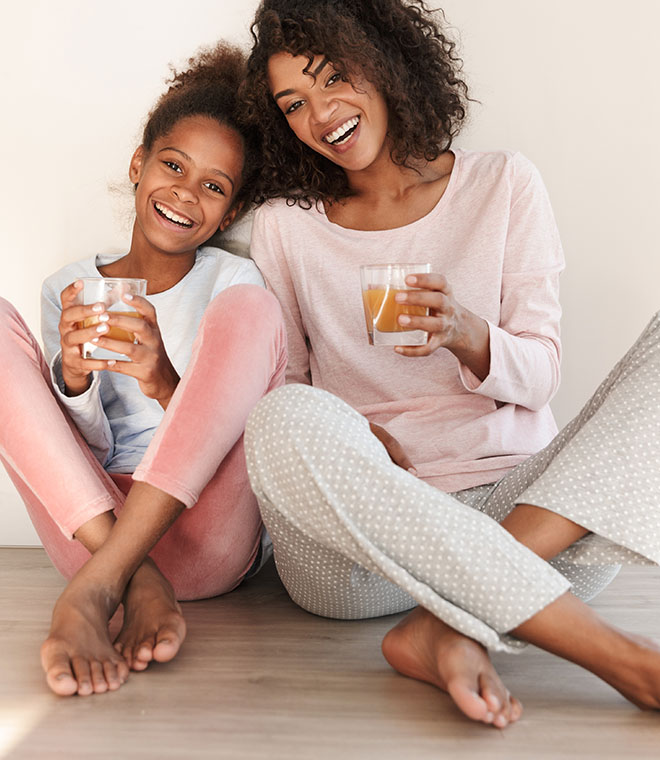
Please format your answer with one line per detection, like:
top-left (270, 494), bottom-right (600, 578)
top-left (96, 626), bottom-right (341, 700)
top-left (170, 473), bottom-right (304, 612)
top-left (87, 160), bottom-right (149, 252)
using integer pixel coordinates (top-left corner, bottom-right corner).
top-left (129, 146), bottom-right (145, 184)
top-left (218, 201), bottom-right (244, 233)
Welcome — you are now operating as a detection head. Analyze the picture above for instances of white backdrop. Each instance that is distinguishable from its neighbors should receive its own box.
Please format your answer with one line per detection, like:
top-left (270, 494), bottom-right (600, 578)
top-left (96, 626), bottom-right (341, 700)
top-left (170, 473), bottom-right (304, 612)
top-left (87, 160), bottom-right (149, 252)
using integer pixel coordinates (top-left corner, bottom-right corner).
top-left (1, 0), bottom-right (659, 544)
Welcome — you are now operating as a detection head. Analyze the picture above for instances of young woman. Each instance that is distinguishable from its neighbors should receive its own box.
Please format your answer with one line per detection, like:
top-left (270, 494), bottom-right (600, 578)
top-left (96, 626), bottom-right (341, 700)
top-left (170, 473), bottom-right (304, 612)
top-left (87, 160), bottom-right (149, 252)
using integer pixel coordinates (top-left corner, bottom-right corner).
top-left (241, 0), bottom-right (660, 728)
top-left (0, 42), bottom-right (287, 697)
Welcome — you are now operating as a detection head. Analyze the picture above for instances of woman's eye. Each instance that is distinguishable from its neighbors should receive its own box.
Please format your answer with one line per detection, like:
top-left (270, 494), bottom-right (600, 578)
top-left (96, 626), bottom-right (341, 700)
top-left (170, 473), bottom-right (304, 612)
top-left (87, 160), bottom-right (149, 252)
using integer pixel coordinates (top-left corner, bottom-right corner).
top-left (205, 182), bottom-right (225, 195)
top-left (164, 161), bottom-right (182, 173)
top-left (285, 99), bottom-right (304, 115)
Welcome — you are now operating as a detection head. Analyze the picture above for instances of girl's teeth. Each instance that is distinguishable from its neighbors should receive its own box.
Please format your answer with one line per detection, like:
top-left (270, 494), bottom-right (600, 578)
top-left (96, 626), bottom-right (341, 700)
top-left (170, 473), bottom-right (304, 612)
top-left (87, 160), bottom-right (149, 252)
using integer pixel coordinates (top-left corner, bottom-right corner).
top-left (155, 202), bottom-right (192, 227)
top-left (326, 117), bottom-right (359, 145)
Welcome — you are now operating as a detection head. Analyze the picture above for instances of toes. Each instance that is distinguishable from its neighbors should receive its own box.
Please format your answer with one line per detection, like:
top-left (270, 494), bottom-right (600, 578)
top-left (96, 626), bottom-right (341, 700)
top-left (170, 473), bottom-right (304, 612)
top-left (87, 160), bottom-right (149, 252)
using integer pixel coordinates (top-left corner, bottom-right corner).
top-left (71, 657), bottom-right (94, 697)
top-left (103, 659), bottom-right (123, 691)
top-left (41, 643), bottom-right (78, 697)
top-left (152, 625), bottom-right (185, 663)
top-left (89, 660), bottom-right (109, 694)
top-left (446, 680), bottom-right (491, 723)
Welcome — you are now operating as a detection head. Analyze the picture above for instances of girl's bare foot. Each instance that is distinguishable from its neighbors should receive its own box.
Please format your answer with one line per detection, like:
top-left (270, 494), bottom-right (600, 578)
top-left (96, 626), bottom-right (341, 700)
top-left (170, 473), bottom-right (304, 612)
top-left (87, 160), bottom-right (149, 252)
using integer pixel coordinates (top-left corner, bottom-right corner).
top-left (113, 560), bottom-right (186, 671)
top-left (40, 582), bottom-right (129, 697)
top-left (382, 607), bottom-right (522, 728)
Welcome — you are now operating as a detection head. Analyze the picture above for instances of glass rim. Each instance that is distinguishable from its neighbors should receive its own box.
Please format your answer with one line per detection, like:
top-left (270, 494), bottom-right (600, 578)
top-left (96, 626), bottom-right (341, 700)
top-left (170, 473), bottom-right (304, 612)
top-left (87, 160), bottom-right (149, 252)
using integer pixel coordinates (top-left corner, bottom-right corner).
top-left (78, 276), bottom-right (148, 285)
top-left (359, 263), bottom-right (430, 272)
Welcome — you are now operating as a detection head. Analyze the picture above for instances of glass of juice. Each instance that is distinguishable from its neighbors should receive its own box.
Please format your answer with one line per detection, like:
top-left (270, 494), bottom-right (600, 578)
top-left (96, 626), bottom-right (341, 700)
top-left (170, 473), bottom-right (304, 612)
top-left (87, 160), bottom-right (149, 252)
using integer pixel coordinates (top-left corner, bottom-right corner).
top-left (75, 277), bottom-right (147, 360)
top-left (360, 264), bottom-right (431, 346)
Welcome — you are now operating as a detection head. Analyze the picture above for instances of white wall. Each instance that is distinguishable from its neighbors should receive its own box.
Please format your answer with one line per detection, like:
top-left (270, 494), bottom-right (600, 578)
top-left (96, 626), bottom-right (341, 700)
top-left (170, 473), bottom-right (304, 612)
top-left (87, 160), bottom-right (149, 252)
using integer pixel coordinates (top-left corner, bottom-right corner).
top-left (2, 0), bottom-right (658, 544)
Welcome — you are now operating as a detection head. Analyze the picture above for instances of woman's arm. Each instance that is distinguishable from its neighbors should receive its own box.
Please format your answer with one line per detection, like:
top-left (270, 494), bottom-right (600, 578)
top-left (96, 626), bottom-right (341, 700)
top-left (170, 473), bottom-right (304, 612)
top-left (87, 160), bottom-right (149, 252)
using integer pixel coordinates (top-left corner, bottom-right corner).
top-left (250, 205), bottom-right (312, 385)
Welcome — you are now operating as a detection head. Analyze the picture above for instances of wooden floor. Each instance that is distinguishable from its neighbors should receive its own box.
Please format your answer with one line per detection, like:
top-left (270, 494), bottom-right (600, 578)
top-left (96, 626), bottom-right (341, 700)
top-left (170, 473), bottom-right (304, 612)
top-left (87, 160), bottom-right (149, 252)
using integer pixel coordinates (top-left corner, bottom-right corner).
top-left (1, 549), bottom-right (659, 759)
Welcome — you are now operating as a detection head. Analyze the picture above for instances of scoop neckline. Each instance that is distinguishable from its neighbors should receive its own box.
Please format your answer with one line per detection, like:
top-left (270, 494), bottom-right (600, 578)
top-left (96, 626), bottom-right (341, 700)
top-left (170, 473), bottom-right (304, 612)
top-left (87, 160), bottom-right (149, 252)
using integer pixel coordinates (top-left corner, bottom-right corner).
top-left (93, 247), bottom-right (208, 298)
top-left (316, 148), bottom-right (463, 235)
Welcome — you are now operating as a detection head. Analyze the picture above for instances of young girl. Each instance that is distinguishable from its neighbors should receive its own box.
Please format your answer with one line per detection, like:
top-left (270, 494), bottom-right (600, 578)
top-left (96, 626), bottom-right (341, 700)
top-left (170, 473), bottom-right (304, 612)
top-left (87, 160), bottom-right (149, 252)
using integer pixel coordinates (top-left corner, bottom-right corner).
top-left (0, 42), bottom-right (286, 697)
top-left (241, 0), bottom-right (660, 728)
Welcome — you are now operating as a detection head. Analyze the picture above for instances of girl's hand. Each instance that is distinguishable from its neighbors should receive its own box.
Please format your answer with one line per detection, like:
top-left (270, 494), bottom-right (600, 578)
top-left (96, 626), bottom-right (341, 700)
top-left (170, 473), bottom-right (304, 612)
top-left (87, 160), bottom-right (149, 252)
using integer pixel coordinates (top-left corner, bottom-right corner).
top-left (93, 295), bottom-right (180, 409)
top-left (394, 273), bottom-right (491, 380)
top-left (59, 281), bottom-right (112, 396)
top-left (369, 423), bottom-right (417, 475)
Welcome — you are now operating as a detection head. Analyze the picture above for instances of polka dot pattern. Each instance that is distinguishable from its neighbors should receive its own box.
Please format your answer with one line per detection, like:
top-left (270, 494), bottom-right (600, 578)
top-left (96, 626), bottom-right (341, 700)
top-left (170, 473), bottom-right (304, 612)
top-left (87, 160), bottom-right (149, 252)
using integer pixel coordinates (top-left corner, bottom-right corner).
top-left (244, 312), bottom-right (660, 653)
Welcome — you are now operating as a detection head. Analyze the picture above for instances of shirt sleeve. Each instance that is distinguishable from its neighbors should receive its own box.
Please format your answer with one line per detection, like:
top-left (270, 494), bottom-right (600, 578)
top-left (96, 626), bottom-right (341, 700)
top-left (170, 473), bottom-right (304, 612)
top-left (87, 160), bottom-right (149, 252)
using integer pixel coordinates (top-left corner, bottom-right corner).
top-left (250, 205), bottom-right (311, 385)
top-left (457, 153), bottom-right (564, 412)
top-left (40, 279), bottom-right (114, 465)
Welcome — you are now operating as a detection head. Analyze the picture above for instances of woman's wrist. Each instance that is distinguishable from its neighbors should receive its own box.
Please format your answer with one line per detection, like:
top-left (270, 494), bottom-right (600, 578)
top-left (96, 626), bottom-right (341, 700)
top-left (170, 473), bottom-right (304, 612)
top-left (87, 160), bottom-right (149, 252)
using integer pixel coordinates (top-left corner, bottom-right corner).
top-left (449, 310), bottom-right (491, 381)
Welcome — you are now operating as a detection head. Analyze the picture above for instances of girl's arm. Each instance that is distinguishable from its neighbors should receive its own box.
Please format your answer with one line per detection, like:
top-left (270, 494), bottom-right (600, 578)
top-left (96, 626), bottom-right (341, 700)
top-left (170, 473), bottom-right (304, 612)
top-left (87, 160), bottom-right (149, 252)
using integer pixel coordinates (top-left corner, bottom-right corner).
top-left (41, 279), bottom-right (115, 464)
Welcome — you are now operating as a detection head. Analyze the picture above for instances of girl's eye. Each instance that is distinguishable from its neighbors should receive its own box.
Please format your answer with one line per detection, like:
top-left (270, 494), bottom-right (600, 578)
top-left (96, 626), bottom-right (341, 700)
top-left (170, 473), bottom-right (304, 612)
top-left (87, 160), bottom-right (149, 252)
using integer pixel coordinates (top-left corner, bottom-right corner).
top-left (327, 73), bottom-right (342, 86)
top-left (164, 161), bottom-right (182, 173)
top-left (205, 182), bottom-right (225, 195)
top-left (285, 99), bottom-right (304, 115)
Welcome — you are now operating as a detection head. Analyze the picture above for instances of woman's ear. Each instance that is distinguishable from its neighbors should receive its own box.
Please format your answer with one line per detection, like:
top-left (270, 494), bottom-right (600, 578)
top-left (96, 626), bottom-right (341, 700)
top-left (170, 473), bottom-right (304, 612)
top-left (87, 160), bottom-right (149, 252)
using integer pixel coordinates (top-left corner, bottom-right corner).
top-left (218, 201), bottom-right (244, 232)
top-left (129, 146), bottom-right (145, 184)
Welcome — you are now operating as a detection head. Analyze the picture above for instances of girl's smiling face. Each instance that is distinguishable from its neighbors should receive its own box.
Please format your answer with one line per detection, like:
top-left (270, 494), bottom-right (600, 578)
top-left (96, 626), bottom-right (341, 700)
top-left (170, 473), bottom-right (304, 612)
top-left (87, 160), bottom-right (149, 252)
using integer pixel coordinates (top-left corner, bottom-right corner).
top-left (268, 52), bottom-right (390, 174)
top-left (130, 115), bottom-right (244, 257)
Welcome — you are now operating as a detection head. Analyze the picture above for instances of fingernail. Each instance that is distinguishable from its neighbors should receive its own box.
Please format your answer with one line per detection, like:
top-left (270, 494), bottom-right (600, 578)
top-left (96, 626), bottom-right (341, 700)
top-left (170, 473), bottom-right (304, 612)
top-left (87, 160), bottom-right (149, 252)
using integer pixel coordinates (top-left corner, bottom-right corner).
top-left (96, 324), bottom-right (108, 333)
top-left (98, 313), bottom-right (110, 322)
top-left (92, 303), bottom-right (104, 313)
top-left (74, 280), bottom-right (83, 289)
top-left (107, 360), bottom-right (116, 367)
top-left (395, 293), bottom-right (407, 302)
top-left (92, 337), bottom-right (99, 344)
top-left (408, 467), bottom-right (418, 476)
top-left (56, 673), bottom-right (68, 681)
top-left (485, 712), bottom-right (494, 723)
top-left (398, 315), bottom-right (411, 325)
top-left (394, 347), bottom-right (404, 354)
top-left (124, 294), bottom-right (134, 301)
top-left (406, 275), bottom-right (417, 285)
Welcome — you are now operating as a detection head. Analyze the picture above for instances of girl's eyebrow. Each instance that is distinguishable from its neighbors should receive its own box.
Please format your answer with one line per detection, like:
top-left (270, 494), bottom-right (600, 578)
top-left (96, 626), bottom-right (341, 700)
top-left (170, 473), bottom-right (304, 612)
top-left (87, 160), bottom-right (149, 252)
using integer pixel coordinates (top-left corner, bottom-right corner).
top-left (273, 57), bottom-right (330, 101)
top-left (158, 147), bottom-right (235, 188)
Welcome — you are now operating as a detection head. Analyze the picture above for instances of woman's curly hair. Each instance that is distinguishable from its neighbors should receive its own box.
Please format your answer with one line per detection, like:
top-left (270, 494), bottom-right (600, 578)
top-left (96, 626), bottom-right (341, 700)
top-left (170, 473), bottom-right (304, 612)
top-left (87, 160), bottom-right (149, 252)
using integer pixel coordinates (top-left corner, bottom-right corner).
top-left (243, 0), bottom-right (469, 207)
top-left (141, 41), bottom-right (260, 215)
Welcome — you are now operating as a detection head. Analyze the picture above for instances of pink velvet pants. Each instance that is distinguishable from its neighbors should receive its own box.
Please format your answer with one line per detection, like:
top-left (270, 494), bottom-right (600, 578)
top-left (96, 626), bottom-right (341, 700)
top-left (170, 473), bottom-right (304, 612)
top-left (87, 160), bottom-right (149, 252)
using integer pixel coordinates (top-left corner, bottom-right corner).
top-left (0, 285), bottom-right (287, 600)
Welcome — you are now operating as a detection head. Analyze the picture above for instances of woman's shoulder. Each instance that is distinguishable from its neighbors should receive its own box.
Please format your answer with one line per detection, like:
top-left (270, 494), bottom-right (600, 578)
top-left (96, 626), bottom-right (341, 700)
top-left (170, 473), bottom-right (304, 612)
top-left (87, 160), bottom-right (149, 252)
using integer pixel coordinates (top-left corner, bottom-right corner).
top-left (455, 148), bottom-right (542, 187)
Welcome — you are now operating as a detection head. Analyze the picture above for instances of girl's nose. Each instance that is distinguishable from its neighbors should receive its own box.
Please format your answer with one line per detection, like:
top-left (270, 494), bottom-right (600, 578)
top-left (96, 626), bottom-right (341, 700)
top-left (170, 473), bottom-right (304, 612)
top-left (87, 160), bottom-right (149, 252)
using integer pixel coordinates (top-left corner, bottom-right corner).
top-left (171, 183), bottom-right (197, 203)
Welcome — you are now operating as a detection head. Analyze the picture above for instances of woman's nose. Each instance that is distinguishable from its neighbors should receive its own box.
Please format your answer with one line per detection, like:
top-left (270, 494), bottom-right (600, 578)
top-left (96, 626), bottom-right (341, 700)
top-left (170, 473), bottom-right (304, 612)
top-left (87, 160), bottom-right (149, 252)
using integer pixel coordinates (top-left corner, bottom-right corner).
top-left (310, 93), bottom-right (338, 125)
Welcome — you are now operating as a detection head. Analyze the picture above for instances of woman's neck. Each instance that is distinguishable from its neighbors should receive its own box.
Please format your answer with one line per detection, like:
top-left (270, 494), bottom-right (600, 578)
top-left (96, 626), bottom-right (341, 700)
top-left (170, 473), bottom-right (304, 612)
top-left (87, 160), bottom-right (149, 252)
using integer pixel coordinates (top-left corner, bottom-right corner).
top-left (325, 150), bottom-right (456, 231)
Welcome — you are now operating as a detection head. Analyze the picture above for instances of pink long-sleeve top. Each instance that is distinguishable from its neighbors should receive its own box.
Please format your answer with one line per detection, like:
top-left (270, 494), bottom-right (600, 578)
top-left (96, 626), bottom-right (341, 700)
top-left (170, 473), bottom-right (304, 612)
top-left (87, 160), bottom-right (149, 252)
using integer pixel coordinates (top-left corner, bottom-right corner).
top-left (250, 149), bottom-right (564, 492)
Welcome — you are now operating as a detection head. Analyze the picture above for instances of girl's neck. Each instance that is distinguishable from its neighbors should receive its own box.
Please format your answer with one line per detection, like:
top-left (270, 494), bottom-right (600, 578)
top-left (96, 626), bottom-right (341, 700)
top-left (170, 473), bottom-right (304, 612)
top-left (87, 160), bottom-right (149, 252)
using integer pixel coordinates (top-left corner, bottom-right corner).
top-left (98, 223), bottom-right (198, 295)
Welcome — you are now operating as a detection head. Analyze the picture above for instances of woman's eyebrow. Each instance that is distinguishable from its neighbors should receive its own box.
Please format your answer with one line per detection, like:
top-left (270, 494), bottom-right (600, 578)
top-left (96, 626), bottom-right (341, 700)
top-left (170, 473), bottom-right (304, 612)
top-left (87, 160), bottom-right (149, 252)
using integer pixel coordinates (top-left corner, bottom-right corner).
top-left (158, 147), bottom-right (234, 188)
top-left (274, 57), bottom-right (330, 100)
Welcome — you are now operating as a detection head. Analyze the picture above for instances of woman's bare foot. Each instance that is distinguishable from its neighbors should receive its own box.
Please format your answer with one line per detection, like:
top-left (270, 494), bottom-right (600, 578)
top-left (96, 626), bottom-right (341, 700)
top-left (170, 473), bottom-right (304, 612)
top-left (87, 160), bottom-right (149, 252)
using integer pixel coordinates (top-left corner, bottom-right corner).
top-left (113, 559), bottom-right (186, 672)
top-left (382, 607), bottom-right (522, 728)
top-left (41, 581), bottom-right (129, 697)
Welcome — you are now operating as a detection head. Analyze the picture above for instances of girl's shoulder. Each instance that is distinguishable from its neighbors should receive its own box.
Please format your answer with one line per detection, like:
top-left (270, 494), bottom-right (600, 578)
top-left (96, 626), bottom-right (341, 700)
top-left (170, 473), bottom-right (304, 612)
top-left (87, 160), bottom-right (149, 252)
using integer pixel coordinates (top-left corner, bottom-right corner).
top-left (41, 253), bottom-right (121, 301)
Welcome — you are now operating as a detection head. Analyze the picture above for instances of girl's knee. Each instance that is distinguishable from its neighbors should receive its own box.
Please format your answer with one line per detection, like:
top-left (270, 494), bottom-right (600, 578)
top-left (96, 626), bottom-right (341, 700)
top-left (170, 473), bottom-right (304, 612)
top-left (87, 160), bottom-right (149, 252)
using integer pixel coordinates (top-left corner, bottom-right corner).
top-left (204, 284), bottom-right (282, 326)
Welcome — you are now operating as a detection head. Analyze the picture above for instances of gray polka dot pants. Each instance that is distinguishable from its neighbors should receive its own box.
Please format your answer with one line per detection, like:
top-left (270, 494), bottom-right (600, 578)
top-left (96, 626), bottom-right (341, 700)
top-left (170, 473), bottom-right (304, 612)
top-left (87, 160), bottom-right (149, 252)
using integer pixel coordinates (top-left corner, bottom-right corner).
top-left (244, 312), bottom-right (660, 653)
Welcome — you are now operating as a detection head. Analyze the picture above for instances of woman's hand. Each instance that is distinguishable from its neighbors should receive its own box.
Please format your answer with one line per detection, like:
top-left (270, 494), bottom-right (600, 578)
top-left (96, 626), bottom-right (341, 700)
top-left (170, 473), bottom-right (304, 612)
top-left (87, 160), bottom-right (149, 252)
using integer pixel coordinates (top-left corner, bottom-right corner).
top-left (369, 423), bottom-right (417, 475)
top-left (58, 281), bottom-right (112, 396)
top-left (394, 273), bottom-right (491, 380)
top-left (92, 294), bottom-right (180, 409)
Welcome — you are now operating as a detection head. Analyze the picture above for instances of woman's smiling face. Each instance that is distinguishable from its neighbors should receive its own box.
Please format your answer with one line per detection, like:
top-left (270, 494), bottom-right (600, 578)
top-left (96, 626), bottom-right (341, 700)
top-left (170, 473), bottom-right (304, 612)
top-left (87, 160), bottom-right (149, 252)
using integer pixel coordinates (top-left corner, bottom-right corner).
top-left (130, 115), bottom-right (244, 257)
top-left (268, 52), bottom-right (390, 174)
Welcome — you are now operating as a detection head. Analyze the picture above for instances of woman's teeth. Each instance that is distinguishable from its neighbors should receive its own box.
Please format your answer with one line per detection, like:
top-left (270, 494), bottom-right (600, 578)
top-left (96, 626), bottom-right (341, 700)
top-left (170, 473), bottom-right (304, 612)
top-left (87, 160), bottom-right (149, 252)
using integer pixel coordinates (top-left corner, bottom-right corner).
top-left (155, 202), bottom-right (193, 228)
top-left (325, 117), bottom-right (360, 145)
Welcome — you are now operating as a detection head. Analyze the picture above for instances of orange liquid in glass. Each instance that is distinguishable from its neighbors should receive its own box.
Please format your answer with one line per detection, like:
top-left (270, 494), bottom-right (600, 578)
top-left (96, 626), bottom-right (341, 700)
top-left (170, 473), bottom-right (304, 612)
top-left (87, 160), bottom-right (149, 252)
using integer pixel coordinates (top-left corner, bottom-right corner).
top-left (362, 288), bottom-right (426, 333)
top-left (80, 312), bottom-right (144, 343)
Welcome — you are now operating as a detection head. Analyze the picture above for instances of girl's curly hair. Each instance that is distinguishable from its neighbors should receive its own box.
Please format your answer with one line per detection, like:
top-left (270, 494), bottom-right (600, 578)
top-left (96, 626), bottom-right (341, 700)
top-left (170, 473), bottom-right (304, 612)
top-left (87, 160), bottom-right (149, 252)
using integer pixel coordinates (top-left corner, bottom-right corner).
top-left (141, 41), bottom-right (260, 215)
top-left (243, 0), bottom-right (469, 207)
